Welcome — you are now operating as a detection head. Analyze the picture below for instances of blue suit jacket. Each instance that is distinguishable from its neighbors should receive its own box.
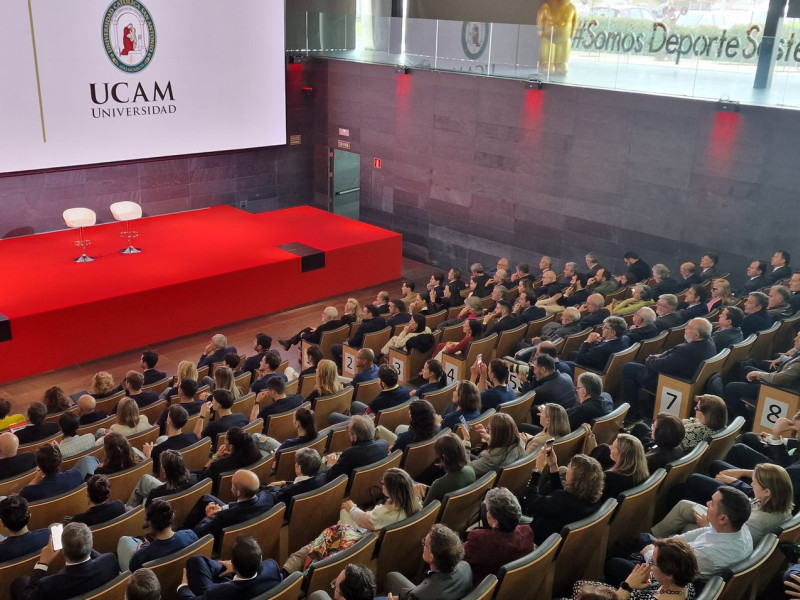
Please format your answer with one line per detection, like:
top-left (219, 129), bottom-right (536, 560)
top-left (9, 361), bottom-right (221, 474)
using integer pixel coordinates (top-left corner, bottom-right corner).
top-left (17, 551), bottom-right (120, 600)
top-left (179, 557), bottom-right (282, 600)
top-left (574, 336), bottom-right (631, 371)
top-left (19, 469), bottom-right (83, 502)
top-left (193, 491), bottom-right (275, 549)
top-left (324, 439), bottom-right (389, 482)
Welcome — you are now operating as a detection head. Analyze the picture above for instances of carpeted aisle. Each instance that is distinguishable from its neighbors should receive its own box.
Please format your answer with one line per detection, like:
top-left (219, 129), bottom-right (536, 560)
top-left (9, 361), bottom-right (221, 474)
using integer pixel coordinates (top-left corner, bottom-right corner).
top-left (0, 205), bottom-right (401, 382)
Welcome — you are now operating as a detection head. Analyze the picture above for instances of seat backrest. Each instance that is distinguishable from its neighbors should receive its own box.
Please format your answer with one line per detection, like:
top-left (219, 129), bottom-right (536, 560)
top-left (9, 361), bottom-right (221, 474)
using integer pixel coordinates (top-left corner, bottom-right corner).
top-left (423, 381), bottom-right (458, 416)
top-left (69, 571), bottom-right (131, 600)
top-left (26, 483), bottom-right (88, 531)
top-left (93, 390), bottom-right (126, 416)
top-left (424, 309), bottom-right (447, 330)
top-left (559, 328), bottom-right (593, 359)
top-left (494, 324), bottom-right (528, 360)
top-left (607, 469), bottom-right (667, 553)
top-left (176, 437), bottom-right (213, 474)
top-left (298, 374), bottom-right (317, 397)
top-left (401, 429), bottom-right (450, 479)
top-left (304, 533), bottom-right (379, 597)
top-left (18, 432), bottom-right (63, 454)
top-left (775, 511), bottom-right (800, 543)
top-left (525, 314), bottom-right (556, 339)
top-left (217, 454), bottom-right (275, 503)
top-left (352, 379), bottom-right (381, 405)
top-left (553, 498), bottom-right (618, 597)
top-left (498, 391), bottom-right (536, 426)
top-left (495, 533), bottom-right (561, 600)
top-left (0, 468), bottom-right (37, 498)
top-left (635, 330), bottom-right (668, 362)
top-left (663, 324), bottom-right (688, 351)
top-left (234, 370), bottom-right (253, 394)
top-left (591, 403), bottom-right (630, 446)
top-left (230, 393), bottom-right (257, 419)
top-left (218, 502), bottom-right (286, 562)
top-left (76, 414), bottom-right (117, 437)
top-left (692, 349), bottom-right (730, 389)
top-left (265, 402), bottom-right (311, 443)
top-left (438, 472), bottom-right (496, 535)
top-left (718, 533), bottom-right (779, 600)
top-left (375, 500), bottom-right (441, 588)
top-left (375, 401), bottom-right (413, 433)
top-left (322, 422), bottom-right (352, 454)
top-left (106, 459), bottom-right (154, 503)
top-left (361, 327), bottom-right (393, 354)
top-left (654, 441), bottom-right (708, 520)
top-left (139, 399), bottom-right (167, 425)
top-left (440, 323), bottom-right (465, 344)
top-left (0, 551), bottom-right (40, 600)
top-left (284, 379), bottom-right (299, 396)
top-left (696, 417), bottom-right (744, 475)
top-left (750, 321), bottom-right (781, 362)
top-left (463, 409), bottom-right (496, 447)
top-left (250, 571), bottom-right (304, 600)
top-left (44, 405), bottom-right (80, 424)
top-left (461, 575), bottom-right (498, 600)
top-left (494, 451), bottom-right (539, 500)
top-left (775, 312), bottom-right (800, 355)
top-left (141, 377), bottom-right (171, 396)
top-left (126, 424), bottom-right (161, 449)
top-left (286, 474), bottom-right (348, 556)
top-left (217, 418), bottom-right (264, 448)
top-left (695, 576), bottom-right (725, 600)
top-left (320, 324), bottom-right (351, 361)
top-left (462, 334), bottom-right (499, 372)
top-left (90, 506), bottom-right (146, 555)
top-left (719, 335), bottom-right (757, 381)
top-left (313, 386), bottom-right (355, 431)
top-left (161, 478), bottom-right (213, 530)
top-left (273, 433), bottom-right (328, 481)
top-left (347, 450), bottom-right (403, 506)
top-left (599, 342), bottom-right (641, 397)
top-left (552, 427), bottom-right (588, 464)
top-left (142, 534), bottom-right (214, 600)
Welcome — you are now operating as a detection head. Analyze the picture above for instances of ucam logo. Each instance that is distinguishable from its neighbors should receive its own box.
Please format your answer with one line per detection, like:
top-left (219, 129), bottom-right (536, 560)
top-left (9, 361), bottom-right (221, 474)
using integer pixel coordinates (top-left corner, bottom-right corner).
top-left (102, 0), bottom-right (156, 73)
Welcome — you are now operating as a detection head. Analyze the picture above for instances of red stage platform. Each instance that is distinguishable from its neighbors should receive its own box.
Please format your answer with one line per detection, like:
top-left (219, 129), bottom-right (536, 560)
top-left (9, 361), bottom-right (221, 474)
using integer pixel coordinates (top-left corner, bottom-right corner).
top-left (0, 206), bottom-right (402, 383)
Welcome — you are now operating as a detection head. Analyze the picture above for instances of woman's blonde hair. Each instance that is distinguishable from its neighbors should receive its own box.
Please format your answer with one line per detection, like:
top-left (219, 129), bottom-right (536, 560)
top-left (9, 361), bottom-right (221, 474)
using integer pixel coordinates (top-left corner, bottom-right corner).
top-left (214, 366), bottom-right (241, 400)
top-left (116, 397), bottom-right (141, 429)
top-left (544, 403), bottom-right (570, 439)
top-left (754, 463), bottom-right (795, 514)
top-left (610, 433), bottom-right (649, 485)
top-left (346, 298), bottom-right (362, 323)
top-left (713, 279), bottom-right (735, 305)
top-left (91, 371), bottom-right (115, 396)
top-left (315, 360), bottom-right (343, 396)
top-left (567, 454), bottom-right (605, 503)
top-left (176, 361), bottom-right (198, 384)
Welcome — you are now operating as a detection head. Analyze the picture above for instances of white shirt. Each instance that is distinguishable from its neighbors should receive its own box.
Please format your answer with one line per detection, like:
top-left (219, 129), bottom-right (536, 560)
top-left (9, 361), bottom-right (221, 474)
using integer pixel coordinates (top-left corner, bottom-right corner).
top-left (645, 526), bottom-right (752, 578)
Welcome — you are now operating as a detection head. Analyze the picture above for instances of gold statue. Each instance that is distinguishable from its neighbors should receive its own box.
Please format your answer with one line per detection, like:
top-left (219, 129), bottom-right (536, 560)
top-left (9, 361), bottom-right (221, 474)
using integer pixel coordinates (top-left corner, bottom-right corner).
top-left (537, 0), bottom-right (578, 75)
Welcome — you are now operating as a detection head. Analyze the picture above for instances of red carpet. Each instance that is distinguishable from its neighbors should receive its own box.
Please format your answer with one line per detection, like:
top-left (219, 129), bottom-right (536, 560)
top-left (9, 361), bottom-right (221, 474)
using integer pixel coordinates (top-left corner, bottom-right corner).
top-left (0, 206), bottom-right (402, 383)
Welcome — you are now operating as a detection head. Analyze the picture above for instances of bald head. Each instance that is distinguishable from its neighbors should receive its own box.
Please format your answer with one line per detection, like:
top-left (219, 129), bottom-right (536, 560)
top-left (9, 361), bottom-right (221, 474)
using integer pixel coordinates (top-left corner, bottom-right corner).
top-left (232, 469), bottom-right (260, 499)
top-left (0, 432), bottom-right (19, 458)
top-left (77, 395), bottom-right (96, 415)
top-left (587, 293), bottom-right (605, 309)
top-left (357, 348), bottom-right (375, 363)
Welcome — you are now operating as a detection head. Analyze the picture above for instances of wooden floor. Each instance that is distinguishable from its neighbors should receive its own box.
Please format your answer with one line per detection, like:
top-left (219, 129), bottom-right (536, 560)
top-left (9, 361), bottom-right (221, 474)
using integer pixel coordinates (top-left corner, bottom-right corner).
top-left (0, 257), bottom-right (435, 412)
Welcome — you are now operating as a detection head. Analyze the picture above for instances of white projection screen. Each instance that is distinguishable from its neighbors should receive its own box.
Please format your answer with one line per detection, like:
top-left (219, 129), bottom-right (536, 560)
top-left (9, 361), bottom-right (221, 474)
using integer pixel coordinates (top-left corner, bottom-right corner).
top-left (0, 0), bottom-right (286, 174)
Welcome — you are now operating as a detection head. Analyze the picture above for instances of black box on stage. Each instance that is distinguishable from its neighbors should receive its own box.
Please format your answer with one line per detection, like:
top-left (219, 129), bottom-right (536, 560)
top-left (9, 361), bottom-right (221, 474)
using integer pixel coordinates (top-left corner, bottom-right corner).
top-left (278, 243), bottom-right (325, 272)
top-left (0, 313), bottom-right (11, 342)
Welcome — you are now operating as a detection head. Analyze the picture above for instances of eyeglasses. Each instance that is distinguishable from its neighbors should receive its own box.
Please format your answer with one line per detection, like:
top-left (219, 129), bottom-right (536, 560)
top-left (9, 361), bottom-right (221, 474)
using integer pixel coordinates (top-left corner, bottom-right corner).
top-left (646, 557), bottom-right (657, 567)
top-left (421, 536), bottom-right (430, 549)
top-left (330, 581), bottom-right (340, 592)
top-left (575, 386), bottom-right (585, 391)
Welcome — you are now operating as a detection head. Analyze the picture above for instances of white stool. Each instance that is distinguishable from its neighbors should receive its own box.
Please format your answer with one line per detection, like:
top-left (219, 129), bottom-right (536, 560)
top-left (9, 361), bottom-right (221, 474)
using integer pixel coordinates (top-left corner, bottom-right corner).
top-left (62, 208), bottom-right (97, 263)
top-left (110, 201), bottom-right (143, 254)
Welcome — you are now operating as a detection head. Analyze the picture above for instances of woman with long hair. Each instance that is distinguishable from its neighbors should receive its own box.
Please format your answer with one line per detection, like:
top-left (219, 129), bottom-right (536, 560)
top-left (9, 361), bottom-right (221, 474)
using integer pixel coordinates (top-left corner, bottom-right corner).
top-left (305, 359), bottom-right (343, 404)
top-left (680, 394), bottom-right (728, 451)
top-left (143, 449), bottom-right (199, 506)
top-left (631, 412), bottom-right (686, 472)
top-left (602, 434), bottom-right (650, 500)
top-left (108, 397), bottom-right (150, 437)
top-left (376, 399), bottom-right (439, 452)
top-left (90, 371), bottom-right (117, 399)
top-left (213, 366), bottom-right (242, 400)
top-left (409, 359), bottom-right (448, 399)
top-left (342, 298), bottom-right (362, 325)
top-left (161, 360), bottom-right (198, 400)
top-left (524, 403), bottom-right (571, 457)
top-left (380, 313), bottom-right (431, 357)
top-left (276, 406), bottom-right (318, 452)
top-left (431, 282), bottom-right (465, 312)
top-left (283, 467), bottom-right (422, 573)
top-left (43, 386), bottom-right (72, 414)
top-left (708, 279), bottom-right (735, 311)
top-left (440, 380), bottom-right (482, 431)
top-left (462, 412), bottom-right (526, 477)
top-left (433, 318), bottom-right (483, 361)
top-left (654, 462), bottom-right (794, 544)
top-left (419, 434), bottom-right (477, 505)
top-left (523, 452), bottom-right (605, 541)
top-left (95, 432), bottom-right (138, 475)
top-left (198, 426), bottom-right (263, 494)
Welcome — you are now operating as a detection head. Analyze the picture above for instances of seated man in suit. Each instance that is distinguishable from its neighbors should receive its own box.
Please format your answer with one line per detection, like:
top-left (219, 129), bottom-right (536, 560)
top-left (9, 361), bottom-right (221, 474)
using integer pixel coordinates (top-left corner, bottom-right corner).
top-left (251, 377), bottom-right (305, 432)
top-left (570, 315), bottom-right (630, 371)
top-left (678, 285), bottom-right (709, 322)
top-left (307, 564), bottom-right (380, 600)
top-left (522, 353), bottom-right (578, 412)
top-left (741, 291), bottom-right (773, 337)
top-left (186, 469), bottom-right (275, 551)
top-left (654, 294), bottom-right (683, 332)
top-left (250, 351), bottom-right (288, 396)
top-left (350, 348), bottom-right (379, 390)
top-left (650, 264), bottom-right (680, 297)
top-left (11, 522), bottom-right (120, 600)
top-left (14, 403), bottom-right (59, 446)
top-left (57, 412), bottom-right (96, 459)
top-left (265, 447), bottom-right (327, 517)
top-left (472, 359), bottom-right (514, 412)
top-left (514, 307), bottom-right (583, 362)
top-left (567, 372), bottom-right (613, 430)
top-left (768, 285), bottom-right (795, 320)
top-left (143, 405), bottom-right (198, 476)
top-left (622, 318), bottom-right (717, 422)
top-left (278, 308), bottom-right (342, 351)
top-left (122, 371), bottom-right (160, 410)
top-left (736, 260), bottom-right (768, 297)
top-left (156, 379), bottom-right (203, 434)
top-left (0, 431), bottom-right (36, 479)
top-left (198, 333), bottom-right (237, 371)
top-left (331, 305), bottom-right (387, 368)
top-left (677, 262), bottom-right (702, 291)
top-left (712, 306), bottom-right (744, 353)
top-left (19, 444), bottom-right (83, 502)
top-left (76, 394), bottom-right (107, 426)
top-left (577, 294), bottom-right (610, 329)
top-left (126, 568), bottom-right (161, 600)
top-left (0, 496), bottom-right (50, 562)
top-left (323, 416), bottom-right (389, 482)
top-left (626, 307), bottom-right (659, 343)
top-left (512, 291), bottom-right (545, 324)
top-left (352, 365), bottom-right (411, 418)
top-left (769, 250), bottom-right (792, 283)
top-left (178, 536), bottom-right (282, 600)
top-left (193, 390), bottom-right (249, 450)
top-left (483, 300), bottom-right (520, 336)
top-left (386, 299), bottom-right (412, 327)
top-left (140, 351), bottom-right (167, 386)
top-left (373, 291), bottom-right (391, 315)
top-left (385, 524), bottom-right (472, 600)
top-left (698, 252), bottom-right (720, 281)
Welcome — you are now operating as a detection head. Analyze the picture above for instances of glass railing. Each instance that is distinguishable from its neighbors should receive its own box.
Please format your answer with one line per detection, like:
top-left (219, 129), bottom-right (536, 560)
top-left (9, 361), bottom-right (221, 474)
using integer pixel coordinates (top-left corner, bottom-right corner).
top-left (286, 10), bottom-right (800, 110)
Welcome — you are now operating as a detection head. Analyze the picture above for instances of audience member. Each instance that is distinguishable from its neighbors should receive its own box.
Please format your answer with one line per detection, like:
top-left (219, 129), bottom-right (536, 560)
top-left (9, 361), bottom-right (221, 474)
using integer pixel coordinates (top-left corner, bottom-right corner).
top-left (140, 351), bottom-right (167, 385)
top-left (14, 403), bottom-right (60, 445)
top-left (70, 474), bottom-right (126, 526)
top-left (126, 569), bottom-right (161, 600)
top-left (567, 372), bottom-right (612, 430)
top-left (43, 386), bottom-right (72, 414)
top-left (194, 389), bottom-right (249, 449)
top-left (323, 416), bottom-right (389, 482)
top-left (19, 444), bottom-right (82, 502)
top-left (144, 405), bottom-right (198, 475)
top-left (57, 412), bottom-right (95, 458)
top-left (122, 371), bottom-right (159, 410)
top-left (77, 394), bottom-right (108, 425)
top-left (198, 334), bottom-right (237, 370)
top-left (0, 495), bottom-right (49, 562)
top-left (0, 431), bottom-right (36, 479)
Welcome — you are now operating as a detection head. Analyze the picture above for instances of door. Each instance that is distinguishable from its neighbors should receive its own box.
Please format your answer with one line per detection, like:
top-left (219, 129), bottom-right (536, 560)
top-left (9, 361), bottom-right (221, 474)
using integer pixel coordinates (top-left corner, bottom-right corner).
top-left (330, 148), bottom-right (360, 219)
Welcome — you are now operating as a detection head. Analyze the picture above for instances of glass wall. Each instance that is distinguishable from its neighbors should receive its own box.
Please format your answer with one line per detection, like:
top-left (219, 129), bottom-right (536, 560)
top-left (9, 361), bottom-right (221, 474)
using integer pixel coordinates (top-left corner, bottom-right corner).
top-left (287, 0), bottom-right (800, 109)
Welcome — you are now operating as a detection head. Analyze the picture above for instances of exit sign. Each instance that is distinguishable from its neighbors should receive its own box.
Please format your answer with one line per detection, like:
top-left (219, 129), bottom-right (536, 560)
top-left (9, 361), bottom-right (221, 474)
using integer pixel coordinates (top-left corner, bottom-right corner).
top-left (374, 158), bottom-right (382, 169)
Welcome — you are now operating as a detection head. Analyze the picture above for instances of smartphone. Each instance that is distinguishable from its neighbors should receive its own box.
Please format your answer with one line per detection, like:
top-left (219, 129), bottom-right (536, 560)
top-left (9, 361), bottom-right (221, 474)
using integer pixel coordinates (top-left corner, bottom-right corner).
top-left (545, 438), bottom-right (555, 456)
top-left (458, 415), bottom-right (468, 427)
top-left (476, 354), bottom-right (483, 365)
top-left (50, 523), bottom-right (64, 551)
